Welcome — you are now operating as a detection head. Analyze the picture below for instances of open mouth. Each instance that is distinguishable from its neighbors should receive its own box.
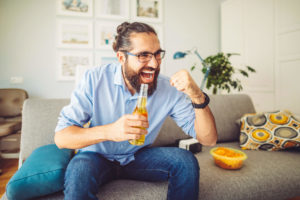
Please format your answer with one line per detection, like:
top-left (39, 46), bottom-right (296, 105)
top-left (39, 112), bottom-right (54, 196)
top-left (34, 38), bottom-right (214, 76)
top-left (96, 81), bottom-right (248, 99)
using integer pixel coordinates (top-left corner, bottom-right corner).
top-left (140, 70), bottom-right (155, 83)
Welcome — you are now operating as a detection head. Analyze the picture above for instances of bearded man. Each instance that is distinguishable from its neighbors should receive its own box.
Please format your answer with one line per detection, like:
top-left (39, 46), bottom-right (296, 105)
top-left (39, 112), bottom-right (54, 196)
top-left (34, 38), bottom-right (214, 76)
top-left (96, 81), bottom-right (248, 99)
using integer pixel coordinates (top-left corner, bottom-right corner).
top-left (55, 21), bottom-right (217, 200)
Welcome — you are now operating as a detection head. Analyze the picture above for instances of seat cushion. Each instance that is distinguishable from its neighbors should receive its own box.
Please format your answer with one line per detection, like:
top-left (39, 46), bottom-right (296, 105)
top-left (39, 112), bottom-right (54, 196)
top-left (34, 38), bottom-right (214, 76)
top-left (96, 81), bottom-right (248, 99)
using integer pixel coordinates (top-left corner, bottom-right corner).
top-left (2, 143), bottom-right (300, 200)
top-left (5, 144), bottom-right (73, 200)
top-left (196, 142), bottom-right (300, 200)
top-left (0, 121), bottom-right (21, 137)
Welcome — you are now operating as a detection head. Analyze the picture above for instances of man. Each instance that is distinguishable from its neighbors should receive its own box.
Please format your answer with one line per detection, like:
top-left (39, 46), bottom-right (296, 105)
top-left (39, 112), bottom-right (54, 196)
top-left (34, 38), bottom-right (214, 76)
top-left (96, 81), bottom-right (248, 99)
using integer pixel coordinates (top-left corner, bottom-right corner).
top-left (55, 22), bottom-right (217, 200)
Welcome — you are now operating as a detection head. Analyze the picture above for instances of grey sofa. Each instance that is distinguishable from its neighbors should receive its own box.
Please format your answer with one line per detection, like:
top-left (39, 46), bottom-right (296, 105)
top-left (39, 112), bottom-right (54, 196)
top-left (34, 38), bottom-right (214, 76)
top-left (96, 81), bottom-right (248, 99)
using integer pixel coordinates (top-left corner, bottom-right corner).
top-left (2, 94), bottom-right (300, 200)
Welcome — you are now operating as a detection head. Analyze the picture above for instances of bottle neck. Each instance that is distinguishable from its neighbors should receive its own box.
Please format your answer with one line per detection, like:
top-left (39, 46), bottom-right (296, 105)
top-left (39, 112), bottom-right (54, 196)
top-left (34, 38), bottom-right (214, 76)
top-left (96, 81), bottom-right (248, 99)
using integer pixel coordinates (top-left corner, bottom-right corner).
top-left (139, 84), bottom-right (148, 97)
top-left (137, 96), bottom-right (147, 108)
top-left (137, 84), bottom-right (148, 109)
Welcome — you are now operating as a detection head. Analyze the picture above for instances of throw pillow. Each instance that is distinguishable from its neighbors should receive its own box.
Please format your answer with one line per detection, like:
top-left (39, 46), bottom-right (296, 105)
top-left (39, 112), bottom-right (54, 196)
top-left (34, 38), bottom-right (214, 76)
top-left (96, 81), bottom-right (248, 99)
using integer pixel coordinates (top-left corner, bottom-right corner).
top-left (6, 144), bottom-right (73, 200)
top-left (239, 110), bottom-right (300, 151)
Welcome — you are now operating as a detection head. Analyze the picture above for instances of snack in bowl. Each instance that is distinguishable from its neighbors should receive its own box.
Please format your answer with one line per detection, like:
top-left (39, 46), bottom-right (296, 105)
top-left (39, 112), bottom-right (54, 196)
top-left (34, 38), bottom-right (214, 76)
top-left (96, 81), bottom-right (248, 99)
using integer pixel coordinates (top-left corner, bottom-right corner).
top-left (210, 147), bottom-right (247, 170)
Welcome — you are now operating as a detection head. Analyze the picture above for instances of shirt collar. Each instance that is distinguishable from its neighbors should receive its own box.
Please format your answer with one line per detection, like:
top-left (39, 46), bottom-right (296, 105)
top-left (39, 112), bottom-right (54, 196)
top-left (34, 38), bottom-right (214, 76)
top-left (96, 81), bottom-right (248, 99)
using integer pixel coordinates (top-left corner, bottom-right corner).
top-left (114, 63), bottom-right (139, 99)
top-left (114, 63), bottom-right (125, 87)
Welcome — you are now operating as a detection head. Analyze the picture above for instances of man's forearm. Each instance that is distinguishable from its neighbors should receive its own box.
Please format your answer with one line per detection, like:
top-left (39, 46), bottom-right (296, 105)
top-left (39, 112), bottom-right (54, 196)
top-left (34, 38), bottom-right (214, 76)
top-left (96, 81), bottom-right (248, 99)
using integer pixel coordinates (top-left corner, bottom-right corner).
top-left (191, 95), bottom-right (218, 146)
top-left (54, 125), bottom-right (108, 149)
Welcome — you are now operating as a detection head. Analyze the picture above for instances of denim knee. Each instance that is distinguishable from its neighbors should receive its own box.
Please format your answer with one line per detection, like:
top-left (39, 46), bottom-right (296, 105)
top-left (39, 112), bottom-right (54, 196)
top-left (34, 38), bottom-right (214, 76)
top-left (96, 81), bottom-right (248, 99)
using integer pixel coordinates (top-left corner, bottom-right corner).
top-left (66, 152), bottom-right (100, 178)
top-left (172, 148), bottom-right (200, 178)
top-left (64, 152), bottom-right (101, 200)
top-left (167, 148), bottom-right (200, 200)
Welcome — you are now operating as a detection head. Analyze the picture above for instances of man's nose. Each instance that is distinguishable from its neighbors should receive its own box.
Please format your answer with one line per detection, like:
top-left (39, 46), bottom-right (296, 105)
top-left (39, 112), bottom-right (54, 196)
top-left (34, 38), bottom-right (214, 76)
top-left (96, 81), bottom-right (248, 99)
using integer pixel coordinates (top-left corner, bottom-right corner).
top-left (147, 55), bottom-right (159, 68)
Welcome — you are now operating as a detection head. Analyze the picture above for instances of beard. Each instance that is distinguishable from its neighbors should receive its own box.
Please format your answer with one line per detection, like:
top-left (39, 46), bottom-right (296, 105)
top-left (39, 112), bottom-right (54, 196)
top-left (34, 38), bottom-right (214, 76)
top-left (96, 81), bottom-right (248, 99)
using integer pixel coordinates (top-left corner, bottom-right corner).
top-left (123, 60), bottom-right (160, 96)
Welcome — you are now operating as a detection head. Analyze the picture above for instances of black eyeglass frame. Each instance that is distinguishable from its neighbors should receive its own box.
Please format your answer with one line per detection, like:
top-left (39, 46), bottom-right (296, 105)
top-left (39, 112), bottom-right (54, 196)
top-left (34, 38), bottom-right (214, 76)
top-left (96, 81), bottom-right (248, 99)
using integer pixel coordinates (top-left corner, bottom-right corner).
top-left (122, 50), bottom-right (166, 63)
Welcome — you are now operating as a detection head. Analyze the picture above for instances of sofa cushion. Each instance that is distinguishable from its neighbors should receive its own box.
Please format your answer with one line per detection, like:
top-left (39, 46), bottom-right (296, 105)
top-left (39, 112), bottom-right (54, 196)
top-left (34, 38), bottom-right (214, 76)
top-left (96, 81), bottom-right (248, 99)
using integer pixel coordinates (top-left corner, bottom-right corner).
top-left (197, 142), bottom-right (300, 200)
top-left (6, 144), bottom-right (73, 200)
top-left (239, 110), bottom-right (300, 151)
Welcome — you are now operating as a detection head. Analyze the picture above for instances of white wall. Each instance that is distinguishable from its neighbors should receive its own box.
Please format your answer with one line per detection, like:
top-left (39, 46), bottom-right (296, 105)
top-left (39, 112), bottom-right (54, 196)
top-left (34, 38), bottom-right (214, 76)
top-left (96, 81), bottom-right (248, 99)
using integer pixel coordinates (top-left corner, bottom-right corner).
top-left (221, 0), bottom-right (300, 115)
top-left (0, 0), bottom-right (222, 98)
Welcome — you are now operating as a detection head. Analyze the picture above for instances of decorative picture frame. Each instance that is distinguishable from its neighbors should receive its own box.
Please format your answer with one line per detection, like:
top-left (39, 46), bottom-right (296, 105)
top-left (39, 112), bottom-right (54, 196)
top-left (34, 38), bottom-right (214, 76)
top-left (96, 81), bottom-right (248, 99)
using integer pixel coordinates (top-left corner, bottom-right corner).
top-left (57, 19), bottom-right (93, 49)
top-left (132, 0), bottom-right (163, 23)
top-left (95, 0), bottom-right (129, 20)
top-left (95, 51), bottom-right (119, 66)
top-left (95, 21), bottom-right (119, 49)
top-left (57, 50), bottom-right (93, 81)
top-left (56, 0), bottom-right (93, 17)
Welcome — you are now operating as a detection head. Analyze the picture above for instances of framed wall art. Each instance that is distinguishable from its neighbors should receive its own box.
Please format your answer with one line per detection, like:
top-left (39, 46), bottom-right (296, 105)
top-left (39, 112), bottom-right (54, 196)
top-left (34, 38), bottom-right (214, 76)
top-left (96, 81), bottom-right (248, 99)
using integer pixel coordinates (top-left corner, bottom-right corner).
top-left (95, 51), bottom-right (119, 66)
top-left (132, 0), bottom-right (163, 22)
top-left (57, 50), bottom-right (93, 81)
top-left (95, 0), bottom-right (129, 20)
top-left (57, 19), bottom-right (93, 48)
top-left (55, 0), bottom-right (164, 83)
top-left (56, 0), bottom-right (93, 17)
top-left (95, 21), bottom-right (119, 49)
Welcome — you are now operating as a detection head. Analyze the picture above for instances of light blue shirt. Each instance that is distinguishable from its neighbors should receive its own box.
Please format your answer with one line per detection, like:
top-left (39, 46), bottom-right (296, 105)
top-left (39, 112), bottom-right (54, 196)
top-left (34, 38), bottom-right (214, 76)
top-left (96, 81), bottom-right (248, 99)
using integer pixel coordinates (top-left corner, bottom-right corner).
top-left (55, 63), bottom-right (196, 165)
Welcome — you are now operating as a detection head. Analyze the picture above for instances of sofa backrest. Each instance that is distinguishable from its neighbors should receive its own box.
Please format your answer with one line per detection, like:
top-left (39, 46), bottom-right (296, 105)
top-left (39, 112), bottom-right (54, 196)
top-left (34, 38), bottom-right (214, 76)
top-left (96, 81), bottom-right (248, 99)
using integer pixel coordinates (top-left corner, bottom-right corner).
top-left (152, 94), bottom-right (256, 146)
top-left (20, 99), bottom-right (70, 166)
top-left (19, 94), bottom-right (255, 165)
top-left (209, 94), bottom-right (255, 142)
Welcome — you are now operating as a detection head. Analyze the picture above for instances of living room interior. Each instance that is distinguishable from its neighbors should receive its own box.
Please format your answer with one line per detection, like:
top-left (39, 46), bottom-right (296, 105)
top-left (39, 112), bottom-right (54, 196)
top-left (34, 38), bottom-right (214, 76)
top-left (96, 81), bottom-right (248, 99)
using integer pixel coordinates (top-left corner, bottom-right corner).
top-left (0, 0), bottom-right (300, 199)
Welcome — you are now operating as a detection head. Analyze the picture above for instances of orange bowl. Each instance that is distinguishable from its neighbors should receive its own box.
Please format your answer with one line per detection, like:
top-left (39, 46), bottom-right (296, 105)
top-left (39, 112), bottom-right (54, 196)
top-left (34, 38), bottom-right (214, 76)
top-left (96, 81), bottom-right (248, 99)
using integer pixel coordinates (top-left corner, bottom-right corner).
top-left (210, 147), bottom-right (247, 170)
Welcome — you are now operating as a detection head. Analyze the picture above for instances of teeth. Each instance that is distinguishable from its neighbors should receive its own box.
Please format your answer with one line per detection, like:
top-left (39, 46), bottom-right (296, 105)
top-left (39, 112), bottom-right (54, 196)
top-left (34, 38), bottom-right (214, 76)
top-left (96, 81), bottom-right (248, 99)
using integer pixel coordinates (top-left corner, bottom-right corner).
top-left (141, 71), bottom-right (153, 80)
top-left (142, 70), bottom-right (155, 74)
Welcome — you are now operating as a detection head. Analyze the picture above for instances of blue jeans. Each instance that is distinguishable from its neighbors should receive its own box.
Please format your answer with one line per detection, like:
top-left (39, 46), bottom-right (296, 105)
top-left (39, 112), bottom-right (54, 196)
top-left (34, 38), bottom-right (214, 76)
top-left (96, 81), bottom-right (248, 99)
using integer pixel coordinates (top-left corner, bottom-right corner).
top-left (64, 147), bottom-right (199, 200)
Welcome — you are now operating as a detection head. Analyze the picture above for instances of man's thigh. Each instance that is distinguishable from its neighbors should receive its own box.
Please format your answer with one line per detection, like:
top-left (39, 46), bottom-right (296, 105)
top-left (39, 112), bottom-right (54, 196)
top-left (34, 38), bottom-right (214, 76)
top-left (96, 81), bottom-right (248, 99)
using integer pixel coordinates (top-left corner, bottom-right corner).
top-left (121, 147), bottom-right (196, 182)
top-left (65, 151), bottom-right (117, 187)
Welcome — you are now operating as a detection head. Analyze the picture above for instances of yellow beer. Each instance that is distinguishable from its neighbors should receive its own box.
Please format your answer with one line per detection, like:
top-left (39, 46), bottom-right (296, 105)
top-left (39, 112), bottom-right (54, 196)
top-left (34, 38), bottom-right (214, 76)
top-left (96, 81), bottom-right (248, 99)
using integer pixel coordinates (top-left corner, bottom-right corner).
top-left (129, 84), bottom-right (148, 145)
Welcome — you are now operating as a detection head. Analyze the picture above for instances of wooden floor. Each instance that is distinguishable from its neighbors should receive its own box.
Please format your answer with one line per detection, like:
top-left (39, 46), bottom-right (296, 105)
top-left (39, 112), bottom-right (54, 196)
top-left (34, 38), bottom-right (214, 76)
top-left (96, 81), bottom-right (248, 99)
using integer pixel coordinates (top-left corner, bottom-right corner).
top-left (0, 159), bottom-right (18, 197)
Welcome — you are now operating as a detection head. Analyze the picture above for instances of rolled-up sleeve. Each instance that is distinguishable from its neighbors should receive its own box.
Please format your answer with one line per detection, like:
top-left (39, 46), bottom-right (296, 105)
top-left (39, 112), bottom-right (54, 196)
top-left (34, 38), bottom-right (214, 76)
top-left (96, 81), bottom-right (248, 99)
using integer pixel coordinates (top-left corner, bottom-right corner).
top-left (169, 93), bottom-right (196, 138)
top-left (55, 70), bottom-right (94, 132)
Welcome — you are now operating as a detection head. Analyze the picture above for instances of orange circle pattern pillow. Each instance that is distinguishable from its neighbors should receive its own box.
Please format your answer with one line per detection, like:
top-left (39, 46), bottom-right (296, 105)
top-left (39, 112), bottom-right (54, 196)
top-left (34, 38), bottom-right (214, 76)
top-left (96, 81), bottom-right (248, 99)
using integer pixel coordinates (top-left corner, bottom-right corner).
top-left (239, 110), bottom-right (300, 151)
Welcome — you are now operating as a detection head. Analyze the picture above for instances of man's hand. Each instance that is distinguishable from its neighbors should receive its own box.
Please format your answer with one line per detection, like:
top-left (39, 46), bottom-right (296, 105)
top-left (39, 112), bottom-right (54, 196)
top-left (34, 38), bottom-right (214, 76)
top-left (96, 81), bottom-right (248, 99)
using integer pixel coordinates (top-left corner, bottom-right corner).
top-left (106, 114), bottom-right (149, 142)
top-left (170, 69), bottom-right (203, 100)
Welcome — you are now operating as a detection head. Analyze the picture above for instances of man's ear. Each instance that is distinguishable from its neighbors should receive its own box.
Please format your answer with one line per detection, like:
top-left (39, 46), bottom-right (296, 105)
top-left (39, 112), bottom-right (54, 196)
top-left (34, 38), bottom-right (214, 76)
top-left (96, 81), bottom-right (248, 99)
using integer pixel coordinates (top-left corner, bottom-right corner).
top-left (117, 51), bottom-right (126, 64)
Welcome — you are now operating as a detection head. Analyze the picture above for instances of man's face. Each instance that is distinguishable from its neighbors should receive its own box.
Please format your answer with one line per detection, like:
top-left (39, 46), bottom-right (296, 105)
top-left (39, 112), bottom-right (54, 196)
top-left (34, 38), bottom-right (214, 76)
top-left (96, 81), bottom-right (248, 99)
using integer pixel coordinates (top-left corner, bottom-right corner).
top-left (121, 32), bottom-right (162, 96)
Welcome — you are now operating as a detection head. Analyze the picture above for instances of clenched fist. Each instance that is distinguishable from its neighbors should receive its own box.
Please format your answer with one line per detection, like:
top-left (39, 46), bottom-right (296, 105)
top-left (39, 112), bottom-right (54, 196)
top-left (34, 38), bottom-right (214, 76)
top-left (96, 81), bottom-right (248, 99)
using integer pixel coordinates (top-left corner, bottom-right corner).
top-left (170, 69), bottom-right (203, 99)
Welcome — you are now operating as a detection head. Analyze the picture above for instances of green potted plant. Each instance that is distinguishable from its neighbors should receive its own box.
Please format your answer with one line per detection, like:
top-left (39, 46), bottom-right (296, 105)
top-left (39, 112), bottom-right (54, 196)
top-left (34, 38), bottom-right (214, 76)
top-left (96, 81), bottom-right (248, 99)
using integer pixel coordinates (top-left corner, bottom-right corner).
top-left (191, 52), bottom-right (256, 94)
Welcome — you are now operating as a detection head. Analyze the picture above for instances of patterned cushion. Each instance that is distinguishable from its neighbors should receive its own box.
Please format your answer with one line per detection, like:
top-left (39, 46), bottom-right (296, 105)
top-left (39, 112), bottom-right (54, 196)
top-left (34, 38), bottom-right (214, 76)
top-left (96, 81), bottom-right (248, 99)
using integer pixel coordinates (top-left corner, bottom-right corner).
top-left (239, 110), bottom-right (300, 151)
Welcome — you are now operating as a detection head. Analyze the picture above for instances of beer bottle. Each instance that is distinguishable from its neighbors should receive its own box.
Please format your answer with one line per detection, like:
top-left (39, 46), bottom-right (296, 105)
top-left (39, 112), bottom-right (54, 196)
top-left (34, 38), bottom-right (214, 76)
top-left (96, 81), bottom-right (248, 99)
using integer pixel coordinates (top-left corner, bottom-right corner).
top-left (129, 84), bottom-right (148, 145)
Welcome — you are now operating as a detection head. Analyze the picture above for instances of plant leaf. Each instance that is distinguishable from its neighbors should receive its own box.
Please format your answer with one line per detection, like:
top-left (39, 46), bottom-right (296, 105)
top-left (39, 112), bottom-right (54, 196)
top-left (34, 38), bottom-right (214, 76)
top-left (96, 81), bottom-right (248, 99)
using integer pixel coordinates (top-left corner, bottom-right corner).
top-left (247, 66), bottom-right (256, 72)
top-left (226, 53), bottom-right (240, 58)
top-left (239, 70), bottom-right (248, 77)
top-left (190, 65), bottom-right (195, 71)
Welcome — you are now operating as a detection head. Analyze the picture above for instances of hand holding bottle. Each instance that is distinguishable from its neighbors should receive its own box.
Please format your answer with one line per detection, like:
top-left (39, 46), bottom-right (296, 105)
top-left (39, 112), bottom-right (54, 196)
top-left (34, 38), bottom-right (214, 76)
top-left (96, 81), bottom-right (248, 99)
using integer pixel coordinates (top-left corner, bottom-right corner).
top-left (105, 114), bottom-right (148, 142)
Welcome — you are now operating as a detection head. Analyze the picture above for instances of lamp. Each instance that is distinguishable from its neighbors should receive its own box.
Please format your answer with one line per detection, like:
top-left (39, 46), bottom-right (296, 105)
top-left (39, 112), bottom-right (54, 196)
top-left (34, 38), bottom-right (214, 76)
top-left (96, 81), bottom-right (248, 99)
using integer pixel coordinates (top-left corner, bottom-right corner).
top-left (173, 48), bottom-right (210, 90)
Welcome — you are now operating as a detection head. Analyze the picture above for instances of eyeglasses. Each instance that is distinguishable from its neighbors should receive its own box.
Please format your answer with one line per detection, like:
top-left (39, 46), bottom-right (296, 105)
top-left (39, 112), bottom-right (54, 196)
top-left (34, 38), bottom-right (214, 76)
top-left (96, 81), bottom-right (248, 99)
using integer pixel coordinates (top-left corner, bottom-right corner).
top-left (124, 50), bottom-right (166, 63)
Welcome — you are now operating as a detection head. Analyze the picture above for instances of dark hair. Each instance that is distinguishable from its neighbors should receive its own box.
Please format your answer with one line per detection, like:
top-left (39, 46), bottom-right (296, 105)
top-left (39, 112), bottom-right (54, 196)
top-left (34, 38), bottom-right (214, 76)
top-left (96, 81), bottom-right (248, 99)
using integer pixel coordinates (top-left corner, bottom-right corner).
top-left (112, 22), bottom-right (157, 52)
